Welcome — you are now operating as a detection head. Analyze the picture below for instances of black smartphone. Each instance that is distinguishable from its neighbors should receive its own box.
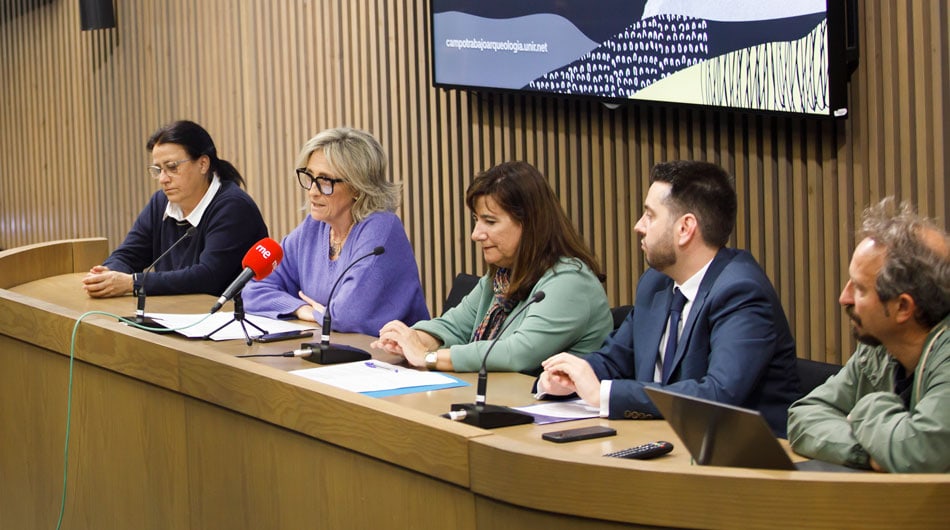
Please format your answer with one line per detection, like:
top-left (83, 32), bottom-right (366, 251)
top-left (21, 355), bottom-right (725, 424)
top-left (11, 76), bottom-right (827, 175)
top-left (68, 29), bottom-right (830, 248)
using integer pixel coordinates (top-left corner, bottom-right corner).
top-left (542, 425), bottom-right (617, 443)
top-left (254, 330), bottom-right (314, 343)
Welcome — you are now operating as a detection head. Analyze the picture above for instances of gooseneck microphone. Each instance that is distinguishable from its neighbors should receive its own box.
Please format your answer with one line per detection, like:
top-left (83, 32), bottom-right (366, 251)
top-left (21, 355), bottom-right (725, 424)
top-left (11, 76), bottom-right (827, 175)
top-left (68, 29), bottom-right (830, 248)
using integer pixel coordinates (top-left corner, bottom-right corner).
top-left (128, 225), bottom-right (197, 325)
top-left (445, 290), bottom-right (546, 428)
top-left (297, 246), bottom-right (385, 365)
top-left (209, 238), bottom-right (283, 314)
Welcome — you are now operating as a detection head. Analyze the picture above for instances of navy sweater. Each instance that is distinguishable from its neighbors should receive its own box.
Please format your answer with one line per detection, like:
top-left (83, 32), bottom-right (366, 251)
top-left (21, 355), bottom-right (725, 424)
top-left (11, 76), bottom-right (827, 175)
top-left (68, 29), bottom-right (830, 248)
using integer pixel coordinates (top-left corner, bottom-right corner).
top-left (103, 180), bottom-right (268, 296)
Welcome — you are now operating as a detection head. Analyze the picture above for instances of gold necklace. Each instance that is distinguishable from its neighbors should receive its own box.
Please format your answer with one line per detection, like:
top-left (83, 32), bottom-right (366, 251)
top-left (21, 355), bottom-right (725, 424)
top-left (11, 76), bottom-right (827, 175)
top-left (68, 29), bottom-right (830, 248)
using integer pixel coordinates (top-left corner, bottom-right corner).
top-left (329, 224), bottom-right (352, 259)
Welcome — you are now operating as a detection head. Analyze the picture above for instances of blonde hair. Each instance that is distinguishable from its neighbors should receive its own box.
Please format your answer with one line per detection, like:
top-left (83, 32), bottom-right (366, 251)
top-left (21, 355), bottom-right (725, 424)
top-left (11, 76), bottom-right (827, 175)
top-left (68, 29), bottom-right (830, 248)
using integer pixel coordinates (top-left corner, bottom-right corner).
top-left (295, 127), bottom-right (400, 221)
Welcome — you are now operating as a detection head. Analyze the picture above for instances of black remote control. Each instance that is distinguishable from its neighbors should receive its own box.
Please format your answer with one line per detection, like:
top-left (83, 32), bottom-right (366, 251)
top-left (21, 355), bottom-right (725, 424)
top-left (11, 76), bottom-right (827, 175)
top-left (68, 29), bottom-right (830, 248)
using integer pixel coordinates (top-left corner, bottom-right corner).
top-left (604, 441), bottom-right (674, 460)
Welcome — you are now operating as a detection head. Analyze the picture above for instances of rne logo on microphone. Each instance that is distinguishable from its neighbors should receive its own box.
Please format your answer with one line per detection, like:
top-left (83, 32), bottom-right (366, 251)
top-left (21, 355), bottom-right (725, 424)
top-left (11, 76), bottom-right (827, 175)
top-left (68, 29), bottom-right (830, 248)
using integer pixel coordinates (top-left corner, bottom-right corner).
top-left (255, 244), bottom-right (272, 259)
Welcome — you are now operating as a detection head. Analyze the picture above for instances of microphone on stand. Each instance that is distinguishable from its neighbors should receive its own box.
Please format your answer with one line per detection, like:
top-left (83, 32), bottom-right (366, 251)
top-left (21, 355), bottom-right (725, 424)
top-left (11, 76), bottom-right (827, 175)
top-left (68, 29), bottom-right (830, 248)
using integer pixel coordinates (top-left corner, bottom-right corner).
top-left (209, 238), bottom-right (283, 314)
top-left (445, 290), bottom-right (546, 429)
top-left (204, 238), bottom-right (283, 343)
top-left (125, 225), bottom-right (197, 326)
top-left (295, 246), bottom-right (385, 364)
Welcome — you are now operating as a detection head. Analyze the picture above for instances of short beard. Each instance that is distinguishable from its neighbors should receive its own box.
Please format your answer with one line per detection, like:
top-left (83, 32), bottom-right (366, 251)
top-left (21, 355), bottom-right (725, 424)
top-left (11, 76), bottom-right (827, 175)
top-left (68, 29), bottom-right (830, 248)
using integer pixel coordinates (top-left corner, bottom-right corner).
top-left (852, 328), bottom-right (883, 347)
top-left (645, 237), bottom-right (676, 271)
top-left (845, 305), bottom-right (883, 346)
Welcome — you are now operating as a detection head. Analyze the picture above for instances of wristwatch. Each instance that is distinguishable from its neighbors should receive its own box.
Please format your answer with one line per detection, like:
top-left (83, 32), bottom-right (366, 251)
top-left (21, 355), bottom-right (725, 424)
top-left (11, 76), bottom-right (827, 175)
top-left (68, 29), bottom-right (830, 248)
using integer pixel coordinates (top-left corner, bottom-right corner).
top-left (424, 351), bottom-right (438, 371)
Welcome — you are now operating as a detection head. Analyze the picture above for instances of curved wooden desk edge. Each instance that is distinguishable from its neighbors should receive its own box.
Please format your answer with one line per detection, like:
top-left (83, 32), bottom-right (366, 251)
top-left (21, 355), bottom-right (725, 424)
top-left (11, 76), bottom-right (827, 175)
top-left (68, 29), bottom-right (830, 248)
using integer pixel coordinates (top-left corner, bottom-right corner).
top-left (0, 238), bottom-right (107, 288)
top-left (468, 428), bottom-right (950, 528)
top-left (0, 286), bottom-right (484, 486)
top-left (0, 239), bottom-right (484, 487)
top-left (6, 241), bottom-right (948, 529)
top-left (172, 335), bottom-right (486, 487)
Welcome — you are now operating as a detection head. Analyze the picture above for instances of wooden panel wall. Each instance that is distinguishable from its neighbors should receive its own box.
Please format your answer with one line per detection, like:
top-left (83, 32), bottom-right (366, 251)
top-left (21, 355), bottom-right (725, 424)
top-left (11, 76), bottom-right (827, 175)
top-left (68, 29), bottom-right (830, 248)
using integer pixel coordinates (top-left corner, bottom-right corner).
top-left (1, 0), bottom-right (947, 364)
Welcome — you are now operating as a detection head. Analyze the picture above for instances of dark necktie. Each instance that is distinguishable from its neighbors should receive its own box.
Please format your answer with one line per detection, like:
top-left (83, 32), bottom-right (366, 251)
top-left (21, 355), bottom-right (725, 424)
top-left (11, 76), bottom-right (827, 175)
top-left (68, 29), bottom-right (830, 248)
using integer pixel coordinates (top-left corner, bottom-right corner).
top-left (661, 288), bottom-right (688, 381)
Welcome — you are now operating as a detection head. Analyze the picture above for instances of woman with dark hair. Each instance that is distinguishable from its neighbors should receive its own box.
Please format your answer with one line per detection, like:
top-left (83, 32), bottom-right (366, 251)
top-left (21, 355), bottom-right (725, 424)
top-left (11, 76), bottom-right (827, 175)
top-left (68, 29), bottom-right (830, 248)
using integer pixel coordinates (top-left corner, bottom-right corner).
top-left (242, 127), bottom-right (429, 335)
top-left (82, 120), bottom-right (268, 297)
top-left (373, 161), bottom-right (612, 373)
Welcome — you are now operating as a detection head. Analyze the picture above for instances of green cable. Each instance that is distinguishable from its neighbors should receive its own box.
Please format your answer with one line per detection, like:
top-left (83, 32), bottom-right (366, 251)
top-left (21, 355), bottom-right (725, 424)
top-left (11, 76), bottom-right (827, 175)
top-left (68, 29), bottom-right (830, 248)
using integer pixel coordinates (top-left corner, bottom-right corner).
top-left (55, 311), bottom-right (212, 529)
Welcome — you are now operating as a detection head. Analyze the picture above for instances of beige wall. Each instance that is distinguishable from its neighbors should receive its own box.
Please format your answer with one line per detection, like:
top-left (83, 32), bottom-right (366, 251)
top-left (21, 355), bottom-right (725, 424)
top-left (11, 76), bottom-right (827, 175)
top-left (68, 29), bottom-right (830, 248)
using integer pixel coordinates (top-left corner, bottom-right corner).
top-left (1, 0), bottom-right (947, 363)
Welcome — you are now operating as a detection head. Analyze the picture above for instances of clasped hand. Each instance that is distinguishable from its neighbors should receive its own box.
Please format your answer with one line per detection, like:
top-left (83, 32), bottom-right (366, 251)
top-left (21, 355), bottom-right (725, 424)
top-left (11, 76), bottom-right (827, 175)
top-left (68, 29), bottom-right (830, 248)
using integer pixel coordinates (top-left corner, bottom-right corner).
top-left (539, 353), bottom-right (602, 407)
top-left (371, 321), bottom-right (436, 367)
top-left (82, 265), bottom-right (133, 298)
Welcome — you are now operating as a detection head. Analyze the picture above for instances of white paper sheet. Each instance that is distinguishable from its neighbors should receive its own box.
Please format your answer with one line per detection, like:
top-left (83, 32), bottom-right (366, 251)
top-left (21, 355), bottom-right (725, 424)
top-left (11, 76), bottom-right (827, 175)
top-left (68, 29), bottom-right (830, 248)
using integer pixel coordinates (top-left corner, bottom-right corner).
top-left (290, 360), bottom-right (459, 393)
top-left (146, 312), bottom-right (316, 341)
top-left (513, 399), bottom-right (600, 424)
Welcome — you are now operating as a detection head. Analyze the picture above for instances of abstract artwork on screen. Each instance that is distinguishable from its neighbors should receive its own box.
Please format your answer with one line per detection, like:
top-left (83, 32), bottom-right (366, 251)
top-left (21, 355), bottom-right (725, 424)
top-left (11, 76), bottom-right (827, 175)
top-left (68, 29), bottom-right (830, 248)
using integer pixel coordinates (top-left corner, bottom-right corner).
top-left (433, 0), bottom-right (842, 116)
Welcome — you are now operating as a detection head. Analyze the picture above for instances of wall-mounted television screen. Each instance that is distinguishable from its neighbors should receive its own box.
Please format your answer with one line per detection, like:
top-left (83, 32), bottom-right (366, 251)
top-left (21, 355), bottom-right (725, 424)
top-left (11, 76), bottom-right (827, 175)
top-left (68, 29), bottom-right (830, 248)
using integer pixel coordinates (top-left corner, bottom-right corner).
top-left (431, 0), bottom-right (854, 118)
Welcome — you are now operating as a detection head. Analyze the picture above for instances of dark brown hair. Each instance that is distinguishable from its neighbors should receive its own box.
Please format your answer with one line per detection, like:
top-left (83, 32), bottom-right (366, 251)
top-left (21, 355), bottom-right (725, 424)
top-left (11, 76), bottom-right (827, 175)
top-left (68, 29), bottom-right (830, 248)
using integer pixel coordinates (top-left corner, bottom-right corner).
top-left (650, 160), bottom-right (736, 248)
top-left (465, 161), bottom-right (602, 303)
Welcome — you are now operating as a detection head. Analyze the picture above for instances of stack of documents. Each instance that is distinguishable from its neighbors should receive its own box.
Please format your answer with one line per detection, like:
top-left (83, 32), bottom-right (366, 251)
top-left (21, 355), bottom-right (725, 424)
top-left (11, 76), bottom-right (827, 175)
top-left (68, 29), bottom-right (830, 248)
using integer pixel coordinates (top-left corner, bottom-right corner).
top-left (291, 360), bottom-right (467, 397)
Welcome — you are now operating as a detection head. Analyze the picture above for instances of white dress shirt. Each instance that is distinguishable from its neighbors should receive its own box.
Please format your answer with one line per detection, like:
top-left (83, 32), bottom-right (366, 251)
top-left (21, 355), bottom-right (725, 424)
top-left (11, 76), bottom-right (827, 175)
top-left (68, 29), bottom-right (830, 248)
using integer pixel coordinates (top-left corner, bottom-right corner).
top-left (599, 258), bottom-right (713, 416)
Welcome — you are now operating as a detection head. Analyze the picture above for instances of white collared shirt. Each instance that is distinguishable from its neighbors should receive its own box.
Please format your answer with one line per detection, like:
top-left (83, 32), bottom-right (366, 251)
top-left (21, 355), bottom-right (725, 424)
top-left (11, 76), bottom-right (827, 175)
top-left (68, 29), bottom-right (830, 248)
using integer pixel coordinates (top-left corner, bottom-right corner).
top-left (599, 258), bottom-right (714, 416)
top-left (164, 174), bottom-right (221, 227)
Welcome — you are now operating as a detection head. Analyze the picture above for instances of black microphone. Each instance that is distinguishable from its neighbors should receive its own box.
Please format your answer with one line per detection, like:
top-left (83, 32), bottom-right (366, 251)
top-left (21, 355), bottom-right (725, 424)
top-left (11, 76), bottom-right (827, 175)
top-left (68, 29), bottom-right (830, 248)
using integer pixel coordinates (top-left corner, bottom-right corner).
top-left (128, 226), bottom-right (196, 326)
top-left (445, 290), bottom-right (546, 428)
top-left (297, 246), bottom-right (385, 365)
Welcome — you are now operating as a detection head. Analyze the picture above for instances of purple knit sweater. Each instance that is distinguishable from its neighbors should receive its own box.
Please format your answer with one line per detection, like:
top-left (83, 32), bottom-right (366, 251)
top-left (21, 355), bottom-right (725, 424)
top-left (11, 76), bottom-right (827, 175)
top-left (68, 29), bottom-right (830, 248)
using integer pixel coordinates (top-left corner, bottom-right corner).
top-left (242, 211), bottom-right (429, 335)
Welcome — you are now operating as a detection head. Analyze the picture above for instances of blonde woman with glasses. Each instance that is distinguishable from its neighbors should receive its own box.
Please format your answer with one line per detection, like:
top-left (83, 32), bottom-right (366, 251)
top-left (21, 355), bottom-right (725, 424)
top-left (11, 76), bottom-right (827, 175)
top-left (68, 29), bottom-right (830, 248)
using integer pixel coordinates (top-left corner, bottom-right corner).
top-left (242, 127), bottom-right (429, 335)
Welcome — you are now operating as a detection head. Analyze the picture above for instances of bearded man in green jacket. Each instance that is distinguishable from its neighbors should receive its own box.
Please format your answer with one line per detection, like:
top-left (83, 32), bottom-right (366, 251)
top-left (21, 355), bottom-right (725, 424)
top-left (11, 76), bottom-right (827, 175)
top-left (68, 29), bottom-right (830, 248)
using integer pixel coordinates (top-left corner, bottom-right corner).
top-left (788, 198), bottom-right (950, 473)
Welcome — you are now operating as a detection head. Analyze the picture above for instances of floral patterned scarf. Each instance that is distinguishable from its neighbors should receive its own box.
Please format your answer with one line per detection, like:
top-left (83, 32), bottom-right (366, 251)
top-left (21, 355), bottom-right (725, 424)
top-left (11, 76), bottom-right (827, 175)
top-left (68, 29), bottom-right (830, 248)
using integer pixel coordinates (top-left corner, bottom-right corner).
top-left (472, 268), bottom-right (517, 341)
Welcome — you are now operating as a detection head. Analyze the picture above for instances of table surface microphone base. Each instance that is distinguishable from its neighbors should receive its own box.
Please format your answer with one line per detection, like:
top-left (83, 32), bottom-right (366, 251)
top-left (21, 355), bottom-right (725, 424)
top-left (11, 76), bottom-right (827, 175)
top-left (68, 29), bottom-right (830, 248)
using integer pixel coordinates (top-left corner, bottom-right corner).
top-left (301, 342), bottom-right (371, 365)
top-left (448, 403), bottom-right (534, 429)
top-left (120, 315), bottom-right (169, 331)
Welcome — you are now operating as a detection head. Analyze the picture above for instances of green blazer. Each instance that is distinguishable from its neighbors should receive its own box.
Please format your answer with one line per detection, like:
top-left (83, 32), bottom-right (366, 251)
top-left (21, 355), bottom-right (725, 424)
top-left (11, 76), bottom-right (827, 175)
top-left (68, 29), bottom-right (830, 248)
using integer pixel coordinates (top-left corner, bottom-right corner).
top-left (414, 257), bottom-right (612, 373)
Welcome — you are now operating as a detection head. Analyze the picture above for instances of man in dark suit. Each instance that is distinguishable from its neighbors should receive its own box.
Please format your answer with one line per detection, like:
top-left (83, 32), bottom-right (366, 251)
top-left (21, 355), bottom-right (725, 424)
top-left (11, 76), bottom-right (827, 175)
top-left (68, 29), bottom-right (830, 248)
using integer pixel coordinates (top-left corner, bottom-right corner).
top-left (538, 161), bottom-right (800, 436)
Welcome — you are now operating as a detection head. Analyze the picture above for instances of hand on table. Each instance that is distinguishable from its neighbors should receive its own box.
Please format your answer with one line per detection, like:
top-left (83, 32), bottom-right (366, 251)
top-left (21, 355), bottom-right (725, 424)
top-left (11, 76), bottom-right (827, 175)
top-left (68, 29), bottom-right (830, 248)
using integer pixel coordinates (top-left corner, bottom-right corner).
top-left (294, 291), bottom-right (326, 322)
top-left (82, 266), bottom-right (133, 298)
top-left (540, 352), bottom-right (601, 407)
top-left (372, 320), bottom-right (438, 368)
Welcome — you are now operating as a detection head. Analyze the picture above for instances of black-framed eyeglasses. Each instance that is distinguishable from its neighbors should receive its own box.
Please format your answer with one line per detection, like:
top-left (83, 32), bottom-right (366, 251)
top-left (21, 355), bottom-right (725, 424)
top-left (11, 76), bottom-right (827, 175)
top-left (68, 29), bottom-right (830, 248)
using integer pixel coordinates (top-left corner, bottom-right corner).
top-left (295, 168), bottom-right (344, 195)
top-left (147, 158), bottom-right (193, 179)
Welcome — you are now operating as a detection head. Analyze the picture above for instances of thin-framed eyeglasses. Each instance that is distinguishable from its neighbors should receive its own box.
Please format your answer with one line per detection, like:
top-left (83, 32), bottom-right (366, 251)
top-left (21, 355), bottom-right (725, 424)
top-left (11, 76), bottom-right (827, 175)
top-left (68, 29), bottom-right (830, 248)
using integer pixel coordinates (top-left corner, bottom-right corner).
top-left (296, 168), bottom-right (344, 195)
top-left (147, 158), bottom-right (194, 179)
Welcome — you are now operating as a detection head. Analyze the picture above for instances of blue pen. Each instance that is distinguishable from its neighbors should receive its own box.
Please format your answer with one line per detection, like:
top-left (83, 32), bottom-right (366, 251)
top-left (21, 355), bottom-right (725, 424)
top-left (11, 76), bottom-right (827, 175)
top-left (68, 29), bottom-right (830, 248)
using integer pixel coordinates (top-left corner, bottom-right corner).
top-left (365, 361), bottom-right (398, 372)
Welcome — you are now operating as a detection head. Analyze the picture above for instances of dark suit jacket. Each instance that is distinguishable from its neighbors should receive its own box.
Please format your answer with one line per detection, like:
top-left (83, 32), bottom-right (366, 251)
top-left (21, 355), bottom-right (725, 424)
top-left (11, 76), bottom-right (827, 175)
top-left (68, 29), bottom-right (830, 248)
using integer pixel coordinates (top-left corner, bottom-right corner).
top-left (586, 248), bottom-right (800, 437)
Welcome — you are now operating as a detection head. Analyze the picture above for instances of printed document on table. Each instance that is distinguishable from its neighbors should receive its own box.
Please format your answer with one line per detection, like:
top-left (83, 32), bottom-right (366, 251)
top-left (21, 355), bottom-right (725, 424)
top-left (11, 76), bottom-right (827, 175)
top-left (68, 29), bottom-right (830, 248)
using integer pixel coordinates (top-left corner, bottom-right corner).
top-left (513, 399), bottom-right (599, 424)
top-left (146, 312), bottom-right (315, 341)
top-left (290, 360), bottom-right (461, 394)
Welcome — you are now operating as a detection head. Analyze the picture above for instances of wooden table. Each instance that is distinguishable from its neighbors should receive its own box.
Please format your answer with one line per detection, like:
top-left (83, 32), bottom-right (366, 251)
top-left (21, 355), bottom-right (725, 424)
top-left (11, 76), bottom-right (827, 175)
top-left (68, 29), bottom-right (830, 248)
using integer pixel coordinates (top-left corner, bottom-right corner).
top-left (1, 239), bottom-right (947, 529)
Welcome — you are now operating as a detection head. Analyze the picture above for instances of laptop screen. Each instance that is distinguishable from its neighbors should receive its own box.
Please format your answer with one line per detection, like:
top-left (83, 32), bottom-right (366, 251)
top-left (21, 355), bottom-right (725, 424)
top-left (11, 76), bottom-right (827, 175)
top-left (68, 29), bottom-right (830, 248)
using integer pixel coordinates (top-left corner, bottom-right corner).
top-left (644, 386), bottom-right (796, 470)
